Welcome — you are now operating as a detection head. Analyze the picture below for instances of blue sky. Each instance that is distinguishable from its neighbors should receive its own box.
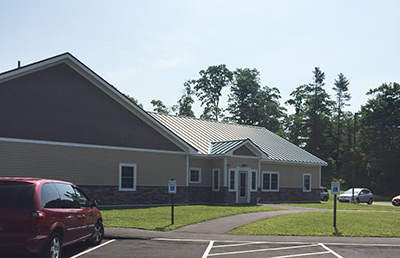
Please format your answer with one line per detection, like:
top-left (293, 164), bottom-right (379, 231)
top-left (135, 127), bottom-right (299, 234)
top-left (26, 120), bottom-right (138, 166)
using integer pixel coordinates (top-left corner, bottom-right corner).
top-left (1, 0), bottom-right (399, 116)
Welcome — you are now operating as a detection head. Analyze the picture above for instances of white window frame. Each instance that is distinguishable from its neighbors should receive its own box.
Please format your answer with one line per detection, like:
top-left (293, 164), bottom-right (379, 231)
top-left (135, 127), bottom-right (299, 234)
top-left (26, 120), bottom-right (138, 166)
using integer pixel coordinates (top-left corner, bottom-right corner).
top-left (250, 170), bottom-right (257, 192)
top-left (228, 169), bottom-right (236, 192)
top-left (262, 171), bottom-right (279, 192)
top-left (189, 167), bottom-right (202, 183)
top-left (303, 173), bottom-right (312, 192)
top-left (212, 168), bottom-right (220, 191)
top-left (119, 163), bottom-right (137, 191)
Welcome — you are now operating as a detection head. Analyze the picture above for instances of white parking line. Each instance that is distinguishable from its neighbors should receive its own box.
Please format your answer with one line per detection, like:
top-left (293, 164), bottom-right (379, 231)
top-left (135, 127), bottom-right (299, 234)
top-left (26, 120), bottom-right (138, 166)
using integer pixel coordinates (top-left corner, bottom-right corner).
top-left (207, 243), bottom-right (322, 256)
top-left (153, 238), bottom-right (400, 248)
top-left (319, 243), bottom-right (343, 258)
top-left (266, 251), bottom-right (331, 258)
top-left (202, 241), bottom-right (215, 258)
top-left (69, 239), bottom-right (116, 258)
top-left (213, 242), bottom-right (269, 248)
top-left (153, 238), bottom-right (400, 258)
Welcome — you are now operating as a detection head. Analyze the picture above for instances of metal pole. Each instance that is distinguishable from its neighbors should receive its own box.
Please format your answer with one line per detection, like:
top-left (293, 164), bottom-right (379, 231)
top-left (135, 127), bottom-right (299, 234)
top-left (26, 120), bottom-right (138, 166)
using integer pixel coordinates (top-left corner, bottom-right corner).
top-left (333, 194), bottom-right (337, 228)
top-left (171, 194), bottom-right (174, 225)
top-left (352, 113), bottom-right (357, 202)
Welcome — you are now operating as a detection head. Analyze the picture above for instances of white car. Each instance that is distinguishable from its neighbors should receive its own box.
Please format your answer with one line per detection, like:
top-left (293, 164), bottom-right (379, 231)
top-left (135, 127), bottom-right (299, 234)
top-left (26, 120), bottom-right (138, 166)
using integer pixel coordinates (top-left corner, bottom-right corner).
top-left (338, 188), bottom-right (373, 204)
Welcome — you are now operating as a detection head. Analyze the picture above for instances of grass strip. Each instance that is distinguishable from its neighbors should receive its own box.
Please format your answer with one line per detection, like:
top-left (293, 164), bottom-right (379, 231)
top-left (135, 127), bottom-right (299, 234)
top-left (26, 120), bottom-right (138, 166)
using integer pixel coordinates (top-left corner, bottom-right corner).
top-left (101, 205), bottom-right (281, 231)
top-left (280, 199), bottom-right (399, 211)
top-left (229, 211), bottom-right (400, 237)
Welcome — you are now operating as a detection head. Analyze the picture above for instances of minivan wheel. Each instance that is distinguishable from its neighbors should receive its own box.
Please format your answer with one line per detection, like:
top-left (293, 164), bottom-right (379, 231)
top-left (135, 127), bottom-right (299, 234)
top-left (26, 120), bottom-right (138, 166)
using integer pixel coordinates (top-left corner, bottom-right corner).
top-left (88, 221), bottom-right (104, 246)
top-left (41, 232), bottom-right (62, 258)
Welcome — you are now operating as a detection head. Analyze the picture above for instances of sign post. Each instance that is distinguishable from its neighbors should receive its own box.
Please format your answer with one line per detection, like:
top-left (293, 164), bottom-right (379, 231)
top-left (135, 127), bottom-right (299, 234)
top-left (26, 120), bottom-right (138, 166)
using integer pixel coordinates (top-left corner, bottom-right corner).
top-left (168, 179), bottom-right (177, 225)
top-left (331, 181), bottom-right (340, 228)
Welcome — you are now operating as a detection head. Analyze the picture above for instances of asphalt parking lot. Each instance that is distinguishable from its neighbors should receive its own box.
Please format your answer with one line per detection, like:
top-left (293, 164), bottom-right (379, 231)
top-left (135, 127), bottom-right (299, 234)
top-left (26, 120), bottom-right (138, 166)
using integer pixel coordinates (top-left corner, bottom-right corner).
top-left (25, 238), bottom-right (397, 258)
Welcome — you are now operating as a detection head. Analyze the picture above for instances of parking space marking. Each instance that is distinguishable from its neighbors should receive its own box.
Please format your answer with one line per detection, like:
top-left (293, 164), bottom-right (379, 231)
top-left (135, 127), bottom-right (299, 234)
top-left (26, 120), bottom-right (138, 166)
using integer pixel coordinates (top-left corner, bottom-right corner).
top-left (207, 243), bottom-right (325, 257)
top-left (70, 239), bottom-right (116, 258)
top-left (213, 242), bottom-right (267, 248)
top-left (202, 241), bottom-right (215, 258)
top-left (153, 238), bottom-right (400, 258)
top-left (262, 251), bottom-right (331, 258)
top-left (319, 243), bottom-right (343, 258)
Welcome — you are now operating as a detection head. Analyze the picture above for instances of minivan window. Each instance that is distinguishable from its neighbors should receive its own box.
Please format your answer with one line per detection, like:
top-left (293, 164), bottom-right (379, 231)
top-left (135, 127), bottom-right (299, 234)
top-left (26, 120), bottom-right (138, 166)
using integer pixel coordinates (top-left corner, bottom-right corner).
top-left (0, 182), bottom-right (35, 209)
top-left (54, 183), bottom-right (80, 208)
top-left (41, 183), bottom-right (62, 208)
top-left (73, 187), bottom-right (90, 207)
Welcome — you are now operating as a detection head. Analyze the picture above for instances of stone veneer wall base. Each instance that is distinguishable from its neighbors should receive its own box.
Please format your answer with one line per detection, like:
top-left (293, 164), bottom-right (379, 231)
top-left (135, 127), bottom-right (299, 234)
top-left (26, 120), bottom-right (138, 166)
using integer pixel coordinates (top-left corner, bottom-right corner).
top-left (79, 185), bottom-right (319, 205)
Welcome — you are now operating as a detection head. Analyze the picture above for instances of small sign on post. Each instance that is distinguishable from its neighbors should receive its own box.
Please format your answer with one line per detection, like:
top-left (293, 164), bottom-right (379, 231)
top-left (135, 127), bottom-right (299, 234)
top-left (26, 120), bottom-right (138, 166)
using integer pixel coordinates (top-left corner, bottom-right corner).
top-left (168, 179), bottom-right (177, 224)
top-left (331, 181), bottom-right (340, 228)
top-left (168, 180), bottom-right (177, 194)
top-left (331, 181), bottom-right (340, 195)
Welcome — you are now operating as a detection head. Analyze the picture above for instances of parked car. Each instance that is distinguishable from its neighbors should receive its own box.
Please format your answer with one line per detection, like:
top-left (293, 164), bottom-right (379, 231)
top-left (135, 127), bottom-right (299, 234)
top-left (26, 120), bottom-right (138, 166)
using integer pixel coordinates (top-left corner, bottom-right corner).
top-left (337, 188), bottom-right (373, 204)
top-left (0, 177), bottom-right (104, 258)
top-left (392, 194), bottom-right (400, 206)
top-left (319, 187), bottom-right (329, 201)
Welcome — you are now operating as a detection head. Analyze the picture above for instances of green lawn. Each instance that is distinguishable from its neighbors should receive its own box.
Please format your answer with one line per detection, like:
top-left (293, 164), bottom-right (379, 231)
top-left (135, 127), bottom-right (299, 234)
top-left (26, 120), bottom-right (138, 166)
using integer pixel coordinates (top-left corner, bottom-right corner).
top-left (280, 195), bottom-right (399, 211)
top-left (230, 211), bottom-right (400, 237)
top-left (100, 205), bottom-right (282, 231)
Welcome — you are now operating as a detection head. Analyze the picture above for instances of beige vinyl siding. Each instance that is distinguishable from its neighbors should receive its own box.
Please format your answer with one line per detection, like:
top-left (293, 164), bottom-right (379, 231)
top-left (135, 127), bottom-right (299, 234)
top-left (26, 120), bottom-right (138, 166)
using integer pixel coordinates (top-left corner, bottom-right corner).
top-left (261, 162), bottom-right (320, 188)
top-left (188, 157), bottom-right (225, 187)
top-left (189, 158), bottom-right (211, 187)
top-left (227, 157), bottom-right (259, 171)
top-left (232, 145), bottom-right (257, 156)
top-left (210, 159), bottom-right (224, 188)
top-left (0, 140), bottom-right (186, 186)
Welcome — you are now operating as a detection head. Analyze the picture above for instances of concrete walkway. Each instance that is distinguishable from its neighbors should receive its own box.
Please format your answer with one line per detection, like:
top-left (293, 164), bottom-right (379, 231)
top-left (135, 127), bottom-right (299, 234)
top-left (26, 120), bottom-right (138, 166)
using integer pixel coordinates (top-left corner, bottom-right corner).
top-left (105, 204), bottom-right (326, 239)
top-left (173, 205), bottom-right (325, 234)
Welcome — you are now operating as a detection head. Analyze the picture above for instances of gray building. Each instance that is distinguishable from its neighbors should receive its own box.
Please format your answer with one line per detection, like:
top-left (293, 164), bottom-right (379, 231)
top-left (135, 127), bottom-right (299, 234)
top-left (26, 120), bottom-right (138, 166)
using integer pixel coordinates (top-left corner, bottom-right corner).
top-left (0, 53), bottom-right (327, 205)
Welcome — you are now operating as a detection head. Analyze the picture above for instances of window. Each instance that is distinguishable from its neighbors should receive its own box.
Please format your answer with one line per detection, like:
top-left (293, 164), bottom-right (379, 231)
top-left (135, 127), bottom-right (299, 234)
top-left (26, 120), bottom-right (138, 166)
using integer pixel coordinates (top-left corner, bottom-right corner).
top-left (262, 172), bottom-right (279, 191)
top-left (251, 170), bottom-right (257, 191)
top-left (119, 163), bottom-right (137, 191)
top-left (41, 183), bottom-right (61, 208)
top-left (72, 187), bottom-right (91, 207)
top-left (303, 173), bottom-right (311, 192)
top-left (189, 168), bottom-right (201, 183)
top-left (0, 183), bottom-right (34, 209)
top-left (54, 183), bottom-right (80, 208)
top-left (212, 168), bottom-right (220, 191)
top-left (229, 169), bottom-right (236, 192)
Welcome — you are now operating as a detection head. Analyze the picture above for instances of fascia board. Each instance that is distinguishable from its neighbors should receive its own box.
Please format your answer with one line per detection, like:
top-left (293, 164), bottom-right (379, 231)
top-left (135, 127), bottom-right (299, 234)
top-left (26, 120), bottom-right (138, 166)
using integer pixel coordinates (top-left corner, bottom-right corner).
top-left (229, 139), bottom-right (269, 159)
top-left (0, 53), bottom-right (72, 83)
top-left (261, 158), bottom-right (328, 166)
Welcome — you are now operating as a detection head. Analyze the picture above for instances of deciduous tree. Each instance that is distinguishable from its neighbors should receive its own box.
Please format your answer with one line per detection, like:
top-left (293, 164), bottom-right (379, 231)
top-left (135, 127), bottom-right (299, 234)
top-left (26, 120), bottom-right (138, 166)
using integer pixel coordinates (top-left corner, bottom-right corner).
top-left (359, 82), bottom-right (400, 195)
top-left (192, 64), bottom-right (233, 121)
top-left (174, 81), bottom-right (195, 117)
top-left (151, 99), bottom-right (170, 115)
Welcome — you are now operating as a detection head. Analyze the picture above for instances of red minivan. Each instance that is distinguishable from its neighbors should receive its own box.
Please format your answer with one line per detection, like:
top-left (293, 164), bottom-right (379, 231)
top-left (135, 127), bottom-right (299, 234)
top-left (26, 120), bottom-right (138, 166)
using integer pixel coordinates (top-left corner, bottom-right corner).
top-left (0, 177), bottom-right (104, 258)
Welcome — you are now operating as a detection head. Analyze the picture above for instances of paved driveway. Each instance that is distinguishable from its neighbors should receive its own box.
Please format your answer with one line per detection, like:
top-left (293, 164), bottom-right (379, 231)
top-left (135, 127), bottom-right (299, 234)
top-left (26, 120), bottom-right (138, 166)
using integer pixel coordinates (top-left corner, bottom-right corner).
top-left (44, 238), bottom-right (400, 258)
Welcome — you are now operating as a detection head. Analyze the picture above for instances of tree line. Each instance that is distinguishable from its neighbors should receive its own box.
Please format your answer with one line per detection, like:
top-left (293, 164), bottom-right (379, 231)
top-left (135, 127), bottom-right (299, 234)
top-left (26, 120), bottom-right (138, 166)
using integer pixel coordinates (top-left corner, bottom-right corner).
top-left (129, 65), bottom-right (400, 196)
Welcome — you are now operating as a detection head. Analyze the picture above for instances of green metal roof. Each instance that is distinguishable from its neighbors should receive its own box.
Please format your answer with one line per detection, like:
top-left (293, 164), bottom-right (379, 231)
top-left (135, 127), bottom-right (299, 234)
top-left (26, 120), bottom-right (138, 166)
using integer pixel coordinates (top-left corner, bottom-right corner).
top-left (150, 113), bottom-right (327, 166)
